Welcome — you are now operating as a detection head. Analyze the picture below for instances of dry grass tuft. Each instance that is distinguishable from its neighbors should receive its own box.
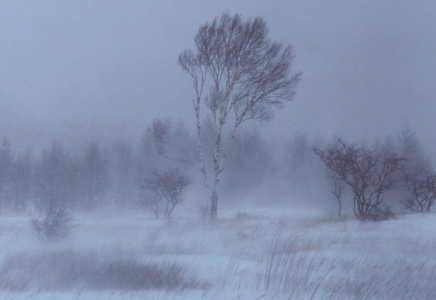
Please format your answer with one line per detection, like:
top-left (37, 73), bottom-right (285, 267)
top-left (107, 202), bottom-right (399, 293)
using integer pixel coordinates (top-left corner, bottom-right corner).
top-left (0, 249), bottom-right (209, 292)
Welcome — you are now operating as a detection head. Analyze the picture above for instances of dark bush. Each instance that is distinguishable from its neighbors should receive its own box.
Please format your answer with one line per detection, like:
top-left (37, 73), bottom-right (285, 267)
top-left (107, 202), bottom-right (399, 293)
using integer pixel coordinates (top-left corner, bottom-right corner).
top-left (30, 203), bottom-right (75, 242)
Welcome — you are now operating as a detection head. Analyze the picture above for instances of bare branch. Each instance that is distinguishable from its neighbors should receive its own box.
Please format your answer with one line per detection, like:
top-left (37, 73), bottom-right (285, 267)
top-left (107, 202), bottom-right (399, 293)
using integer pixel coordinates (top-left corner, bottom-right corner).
top-left (314, 138), bottom-right (403, 221)
top-left (403, 171), bottom-right (436, 213)
top-left (141, 168), bottom-right (191, 219)
top-left (180, 12), bottom-right (300, 220)
top-left (147, 119), bottom-right (198, 169)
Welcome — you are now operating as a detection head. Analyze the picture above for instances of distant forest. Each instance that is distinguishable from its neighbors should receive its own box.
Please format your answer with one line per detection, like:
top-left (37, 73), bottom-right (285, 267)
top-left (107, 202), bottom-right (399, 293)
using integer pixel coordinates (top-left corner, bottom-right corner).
top-left (0, 121), bottom-right (430, 220)
top-left (0, 121), bottom-right (277, 212)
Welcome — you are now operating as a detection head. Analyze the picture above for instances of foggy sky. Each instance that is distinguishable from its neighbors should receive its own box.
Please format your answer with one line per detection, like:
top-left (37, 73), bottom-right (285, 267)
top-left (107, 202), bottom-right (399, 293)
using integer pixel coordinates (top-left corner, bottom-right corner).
top-left (1, 1), bottom-right (436, 153)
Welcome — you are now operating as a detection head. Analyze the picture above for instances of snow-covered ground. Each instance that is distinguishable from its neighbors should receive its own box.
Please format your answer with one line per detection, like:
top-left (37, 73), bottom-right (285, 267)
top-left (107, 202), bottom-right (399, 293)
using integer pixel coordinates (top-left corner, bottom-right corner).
top-left (1, 206), bottom-right (435, 299)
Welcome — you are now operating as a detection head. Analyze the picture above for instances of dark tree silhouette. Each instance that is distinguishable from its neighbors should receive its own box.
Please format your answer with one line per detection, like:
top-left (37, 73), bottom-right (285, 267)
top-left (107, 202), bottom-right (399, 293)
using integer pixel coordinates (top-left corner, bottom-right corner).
top-left (109, 139), bottom-right (135, 207)
top-left (141, 168), bottom-right (191, 219)
top-left (328, 172), bottom-right (345, 217)
top-left (403, 171), bottom-right (436, 213)
top-left (12, 147), bottom-right (33, 211)
top-left (0, 138), bottom-right (14, 211)
top-left (397, 123), bottom-right (431, 178)
top-left (82, 140), bottom-right (108, 209)
top-left (220, 127), bottom-right (271, 197)
top-left (314, 138), bottom-right (404, 221)
top-left (178, 12), bottom-right (301, 220)
top-left (35, 140), bottom-right (70, 210)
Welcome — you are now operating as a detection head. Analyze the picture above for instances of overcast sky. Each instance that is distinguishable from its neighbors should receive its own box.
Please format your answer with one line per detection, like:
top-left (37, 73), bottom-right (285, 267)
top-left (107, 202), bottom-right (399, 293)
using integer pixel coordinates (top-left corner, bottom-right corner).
top-left (1, 1), bottom-right (436, 153)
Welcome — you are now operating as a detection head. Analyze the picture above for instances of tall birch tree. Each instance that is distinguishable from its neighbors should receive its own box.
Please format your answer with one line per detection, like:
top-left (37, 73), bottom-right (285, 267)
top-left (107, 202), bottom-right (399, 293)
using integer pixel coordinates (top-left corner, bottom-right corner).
top-left (178, 13), bottom-right (301, 220)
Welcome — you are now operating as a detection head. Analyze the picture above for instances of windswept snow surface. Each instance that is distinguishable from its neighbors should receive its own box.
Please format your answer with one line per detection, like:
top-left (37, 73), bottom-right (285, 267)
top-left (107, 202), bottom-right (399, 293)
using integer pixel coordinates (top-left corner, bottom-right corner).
top-left (1, 207), bottom-right (436, 299)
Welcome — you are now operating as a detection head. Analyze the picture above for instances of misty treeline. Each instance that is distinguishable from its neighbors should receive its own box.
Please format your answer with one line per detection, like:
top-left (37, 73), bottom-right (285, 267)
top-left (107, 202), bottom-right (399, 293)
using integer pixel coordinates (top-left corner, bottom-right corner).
top-left (0, 120), bottom-right (430, 220)
top-left (0, 120), bottom-right (296, 216)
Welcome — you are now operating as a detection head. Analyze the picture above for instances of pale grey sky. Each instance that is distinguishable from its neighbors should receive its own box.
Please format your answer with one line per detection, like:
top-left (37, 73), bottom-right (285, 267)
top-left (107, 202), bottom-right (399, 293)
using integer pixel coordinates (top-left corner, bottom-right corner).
top-left (1, 1), bottom-right (435, 152)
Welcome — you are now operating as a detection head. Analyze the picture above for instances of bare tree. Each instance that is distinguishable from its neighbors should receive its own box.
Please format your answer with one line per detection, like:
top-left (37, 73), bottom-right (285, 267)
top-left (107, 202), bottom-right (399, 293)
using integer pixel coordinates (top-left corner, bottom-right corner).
top-left (313, 138), bottom-right (403, 221)
top-left (109, 139), bottom-right (135, 207)
top-left (328, 173), bottom-right (344, 217)
top-left (397, 123), bottom-right (431, 178)
top-left (147, 119), bottom-right (197, 169)
top-left (393, 123), bottom-right (436, 213)
top-left (403, 172), bottom-right (436, 213)
top-left (140, 192), bottom-right (161, 219)
top-left (220, 127), bottom-right (271, 197)
top-left (141, 168), bottom-right (191, 219)
top-left (35, 140), bottom-right (70, 210)
top-left (178, 13), bottom-right (301, 220)
top-left (12, 147), bottom-right (33, 212)
top-left (282, 133), bottom-right (319, 197)
top-left (82, 140), bottom-right (108, 209)
top-left (0, 138), bottom-right (14, 211)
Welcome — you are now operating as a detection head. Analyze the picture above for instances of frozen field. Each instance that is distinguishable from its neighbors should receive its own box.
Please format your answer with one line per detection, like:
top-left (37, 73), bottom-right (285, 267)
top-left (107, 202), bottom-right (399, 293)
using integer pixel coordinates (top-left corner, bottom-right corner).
top-left (0, 207), bottom-right (435, 299)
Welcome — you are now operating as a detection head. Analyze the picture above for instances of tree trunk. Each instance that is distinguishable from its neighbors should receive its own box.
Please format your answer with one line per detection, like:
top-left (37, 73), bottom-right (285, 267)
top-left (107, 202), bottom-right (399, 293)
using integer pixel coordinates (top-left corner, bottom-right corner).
top-left (210, 189), bottom-right (218, 220)
top-left (167, 201), bottom-right (176, 219)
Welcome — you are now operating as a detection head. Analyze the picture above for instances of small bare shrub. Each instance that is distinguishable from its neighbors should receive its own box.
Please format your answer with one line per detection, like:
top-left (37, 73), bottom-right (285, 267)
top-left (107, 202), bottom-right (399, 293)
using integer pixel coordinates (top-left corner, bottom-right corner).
top-left (141, 168), bottom-right (191, 219)
top-left (30, 203), bottom-right (75, 242)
